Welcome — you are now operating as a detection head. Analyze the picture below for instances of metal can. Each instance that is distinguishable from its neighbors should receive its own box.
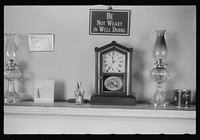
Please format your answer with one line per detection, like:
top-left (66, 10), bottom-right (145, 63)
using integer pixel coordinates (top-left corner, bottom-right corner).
top-left (173, 89), bottom-right (191, 107)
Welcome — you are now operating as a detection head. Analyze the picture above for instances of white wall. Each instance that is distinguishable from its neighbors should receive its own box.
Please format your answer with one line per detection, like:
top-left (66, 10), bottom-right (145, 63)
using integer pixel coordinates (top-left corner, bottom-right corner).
top-left (4, 6), bottom-right (196, 103)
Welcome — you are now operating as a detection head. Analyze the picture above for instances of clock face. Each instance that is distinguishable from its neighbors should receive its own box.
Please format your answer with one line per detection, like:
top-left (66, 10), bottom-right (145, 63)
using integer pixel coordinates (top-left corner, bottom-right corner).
top-left (104, 76), bottom-right (123, 91)
top-left (102, 50), bottom-right (125, 73)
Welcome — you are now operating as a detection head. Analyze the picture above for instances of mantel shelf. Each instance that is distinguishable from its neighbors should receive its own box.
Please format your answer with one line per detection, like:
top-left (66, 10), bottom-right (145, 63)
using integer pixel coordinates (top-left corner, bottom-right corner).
top-left (4, 101), bottom-right (196, 119)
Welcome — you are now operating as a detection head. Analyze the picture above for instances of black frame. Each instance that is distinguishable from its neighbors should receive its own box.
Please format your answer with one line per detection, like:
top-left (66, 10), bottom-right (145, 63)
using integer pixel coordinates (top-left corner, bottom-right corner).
top-left (89, 9), bottom-right (131, 36)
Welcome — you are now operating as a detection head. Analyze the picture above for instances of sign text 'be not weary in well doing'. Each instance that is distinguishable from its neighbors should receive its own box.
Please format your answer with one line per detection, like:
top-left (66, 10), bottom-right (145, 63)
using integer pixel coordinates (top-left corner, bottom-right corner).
top-left (89, 9), bottom-right (131, 36)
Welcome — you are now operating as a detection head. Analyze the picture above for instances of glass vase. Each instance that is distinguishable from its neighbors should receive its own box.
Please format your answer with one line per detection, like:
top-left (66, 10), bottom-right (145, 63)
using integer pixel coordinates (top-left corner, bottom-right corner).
top-left (4, 33), bottom-right (22, 104)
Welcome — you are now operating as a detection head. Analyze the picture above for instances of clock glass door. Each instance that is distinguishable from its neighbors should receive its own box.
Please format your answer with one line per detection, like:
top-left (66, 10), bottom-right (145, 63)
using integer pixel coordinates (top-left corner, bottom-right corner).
top-left (101, 50), bottom-right (126, 95)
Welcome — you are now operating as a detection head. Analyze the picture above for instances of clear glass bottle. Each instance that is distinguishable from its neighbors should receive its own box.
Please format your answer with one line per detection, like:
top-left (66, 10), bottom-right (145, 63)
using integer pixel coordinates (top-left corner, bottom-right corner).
top-left (4, 33), bottom-right (22, 104)
top-left (150, 30), bottom-right (169, 106)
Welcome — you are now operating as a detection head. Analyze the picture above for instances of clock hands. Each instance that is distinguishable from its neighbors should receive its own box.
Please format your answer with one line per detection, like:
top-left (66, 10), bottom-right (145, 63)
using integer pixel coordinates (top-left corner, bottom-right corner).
top-left (111, 56), bottom-right (116, 66)
top-left (104, 51), bottom-right (125, 73)
top-left (106, 56), bottom-right (114, 72)
top-left (107, 65), bottom-right (112, 72)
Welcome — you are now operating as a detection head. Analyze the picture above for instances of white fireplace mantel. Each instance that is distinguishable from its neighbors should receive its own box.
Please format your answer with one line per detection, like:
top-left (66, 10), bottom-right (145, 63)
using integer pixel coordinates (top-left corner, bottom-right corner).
top-left (4, 101), bottom-right (196, 134)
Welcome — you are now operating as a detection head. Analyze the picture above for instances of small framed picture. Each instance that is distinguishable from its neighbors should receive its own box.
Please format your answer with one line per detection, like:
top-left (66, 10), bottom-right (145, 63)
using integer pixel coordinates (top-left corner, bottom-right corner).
top-left (34, 80), bottom-right (54, 103)
top-left (29, 33), bottom-right (55, 52)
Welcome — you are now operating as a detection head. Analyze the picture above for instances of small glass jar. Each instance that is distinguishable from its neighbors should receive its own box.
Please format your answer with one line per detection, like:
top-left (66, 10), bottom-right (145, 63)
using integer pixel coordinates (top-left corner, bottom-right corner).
top-left (74, 90), bottom-right (85, 105)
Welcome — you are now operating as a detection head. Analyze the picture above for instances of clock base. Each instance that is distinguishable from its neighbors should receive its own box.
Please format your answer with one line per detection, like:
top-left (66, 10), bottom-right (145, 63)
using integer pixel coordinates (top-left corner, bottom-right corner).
top-left (90, 95), bottom-right (136, 106)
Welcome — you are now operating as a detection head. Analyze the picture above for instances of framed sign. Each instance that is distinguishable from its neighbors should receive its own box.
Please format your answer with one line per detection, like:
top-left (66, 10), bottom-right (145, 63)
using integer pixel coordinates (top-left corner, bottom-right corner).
top-left (89, 9), bottom-right (131, 36)
top-left (29, 33), bottom-right (54, 52)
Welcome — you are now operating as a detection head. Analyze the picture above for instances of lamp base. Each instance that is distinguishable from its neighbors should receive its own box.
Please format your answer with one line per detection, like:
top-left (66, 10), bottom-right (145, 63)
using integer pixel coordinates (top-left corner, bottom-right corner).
top-left (4, 76), bottom-right (22, 104)
top-left (4, 92), bottom-right (21, 104)
top-left (152, 101), bottom-right (169, 107)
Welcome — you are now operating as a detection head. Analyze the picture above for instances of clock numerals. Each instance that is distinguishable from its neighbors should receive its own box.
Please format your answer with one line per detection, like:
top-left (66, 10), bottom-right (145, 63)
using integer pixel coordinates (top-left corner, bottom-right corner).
top-left (103, 51), bottom-right (125, 73)
top-left (112, 51), bottom-right (115, 56)
top-left (104, 63), bottom-right (108, 68)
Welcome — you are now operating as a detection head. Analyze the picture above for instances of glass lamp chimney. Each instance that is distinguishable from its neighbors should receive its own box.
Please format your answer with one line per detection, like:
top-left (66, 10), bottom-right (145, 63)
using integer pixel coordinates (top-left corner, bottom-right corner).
top-left (152, 30), bottom-right (168, 64)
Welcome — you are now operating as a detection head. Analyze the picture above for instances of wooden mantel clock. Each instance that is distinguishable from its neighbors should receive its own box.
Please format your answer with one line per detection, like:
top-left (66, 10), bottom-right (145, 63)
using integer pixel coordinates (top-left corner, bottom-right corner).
top-left (90, 41), bottom-right (136, 105)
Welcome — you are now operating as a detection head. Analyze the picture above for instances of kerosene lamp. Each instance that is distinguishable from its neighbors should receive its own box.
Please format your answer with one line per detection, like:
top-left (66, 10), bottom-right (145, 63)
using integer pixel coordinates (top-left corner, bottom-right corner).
top-left (150, 30), bottom-right (169, 106)
top-left (4, 33), bottom-right (22, 104)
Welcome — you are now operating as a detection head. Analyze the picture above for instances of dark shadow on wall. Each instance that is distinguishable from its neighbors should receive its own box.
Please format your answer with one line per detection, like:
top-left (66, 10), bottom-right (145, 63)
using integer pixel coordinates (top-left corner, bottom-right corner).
top-left (192, 92), bottom-right (196, 104)
top-left (165, 32), bottom-right (196, 104)
top-left (17, 60), bottom-right (33, 100)
top-left (15, 34), bottom-right (32, 100)
top-left (54, 80), bottom-right (66, 102)
top-left (131, 48), bottom-right (146, 103)
top-left (165, 32), bottom-right (183, 103)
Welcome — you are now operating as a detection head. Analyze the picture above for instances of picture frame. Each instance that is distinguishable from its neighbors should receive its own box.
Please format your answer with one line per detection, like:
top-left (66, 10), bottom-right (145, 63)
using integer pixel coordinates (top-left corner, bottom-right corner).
top-left (28, 33), bottom-right (55, 52)
top-left (34, 80), bottom-right (54, 103)
top-left (89, 9), bottom-right (131, 36)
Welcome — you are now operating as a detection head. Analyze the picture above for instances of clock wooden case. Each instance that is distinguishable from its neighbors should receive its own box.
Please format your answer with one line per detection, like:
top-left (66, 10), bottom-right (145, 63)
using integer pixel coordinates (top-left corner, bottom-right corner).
top-left (90, 41), bottom-right (136, 105)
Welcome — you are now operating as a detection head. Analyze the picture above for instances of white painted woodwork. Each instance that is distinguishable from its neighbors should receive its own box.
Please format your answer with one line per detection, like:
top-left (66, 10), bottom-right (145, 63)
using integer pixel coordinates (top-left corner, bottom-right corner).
top-left (4, 101), bottom-right (196, 134)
